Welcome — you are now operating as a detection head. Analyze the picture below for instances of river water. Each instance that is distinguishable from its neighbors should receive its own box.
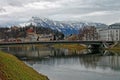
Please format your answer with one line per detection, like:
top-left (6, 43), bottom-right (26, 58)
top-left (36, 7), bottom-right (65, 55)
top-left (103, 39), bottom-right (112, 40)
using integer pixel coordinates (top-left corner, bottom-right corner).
top-left (1, 44), bottom-right (120, 80)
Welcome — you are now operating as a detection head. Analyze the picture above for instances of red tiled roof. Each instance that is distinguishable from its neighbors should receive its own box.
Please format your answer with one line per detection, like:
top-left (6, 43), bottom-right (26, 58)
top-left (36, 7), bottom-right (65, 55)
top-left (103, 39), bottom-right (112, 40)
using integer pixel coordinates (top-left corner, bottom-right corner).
top-left (27, 28), bottom-right (34, 33)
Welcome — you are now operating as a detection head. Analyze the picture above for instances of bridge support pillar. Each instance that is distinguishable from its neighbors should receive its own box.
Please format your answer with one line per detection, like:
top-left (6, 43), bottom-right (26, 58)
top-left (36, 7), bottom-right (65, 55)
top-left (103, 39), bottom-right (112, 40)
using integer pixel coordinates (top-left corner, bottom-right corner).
top-left (86, 42), bottom-right (113, 50)
top-left (102, 42), bottom-right (109, 48)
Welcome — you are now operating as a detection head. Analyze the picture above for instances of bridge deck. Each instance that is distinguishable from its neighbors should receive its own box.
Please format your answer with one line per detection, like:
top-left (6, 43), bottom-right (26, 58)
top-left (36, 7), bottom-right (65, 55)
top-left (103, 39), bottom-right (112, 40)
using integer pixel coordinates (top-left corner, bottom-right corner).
top-left (0, 41), bottom-right (114, 46)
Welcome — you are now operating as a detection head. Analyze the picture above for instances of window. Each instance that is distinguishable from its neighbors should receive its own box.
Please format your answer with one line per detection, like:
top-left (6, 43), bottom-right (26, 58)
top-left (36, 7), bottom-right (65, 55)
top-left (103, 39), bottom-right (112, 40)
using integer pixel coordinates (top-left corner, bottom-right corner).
top-left (116, 33), bottom-right (118, 37)
top-left (116, 37), bottom-right (118, 41)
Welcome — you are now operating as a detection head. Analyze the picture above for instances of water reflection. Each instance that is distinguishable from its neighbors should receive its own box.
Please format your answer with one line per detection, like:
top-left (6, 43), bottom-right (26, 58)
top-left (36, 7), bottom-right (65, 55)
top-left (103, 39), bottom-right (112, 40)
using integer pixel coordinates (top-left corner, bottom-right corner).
top-left (1, 45), bottom-right (91, 59)
top-left (25, 55), bottom-right (120, 71)
top-left (1, 45), bottom-right (120, 80)
top-left (2, 45), bottom-right (53, 59)
top-left (25, 55), bottom-right (120, 80)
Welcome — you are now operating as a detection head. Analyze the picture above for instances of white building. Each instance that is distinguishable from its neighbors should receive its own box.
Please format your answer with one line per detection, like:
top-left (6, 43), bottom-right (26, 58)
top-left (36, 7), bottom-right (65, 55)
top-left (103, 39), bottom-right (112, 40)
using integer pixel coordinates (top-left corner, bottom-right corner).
top-left (99, 28), bottom-right (109, 41)
top-left (99, 23), bottom-right (120, 41)
top-left (38, 34), bottom-right (54, 41)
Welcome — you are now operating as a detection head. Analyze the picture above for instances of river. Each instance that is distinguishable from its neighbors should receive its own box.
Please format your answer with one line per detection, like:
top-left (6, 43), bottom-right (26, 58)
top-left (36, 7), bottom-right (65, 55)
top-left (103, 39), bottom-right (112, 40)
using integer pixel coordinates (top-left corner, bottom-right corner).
top-left (1, 44), bottom-right (120, 80)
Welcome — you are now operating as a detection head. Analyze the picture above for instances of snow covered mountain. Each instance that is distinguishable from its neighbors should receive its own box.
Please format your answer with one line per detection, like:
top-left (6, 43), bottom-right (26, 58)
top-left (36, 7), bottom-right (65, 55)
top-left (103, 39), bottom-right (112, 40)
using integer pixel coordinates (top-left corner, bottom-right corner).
top-left (20, 17), bottom-right (108, 35)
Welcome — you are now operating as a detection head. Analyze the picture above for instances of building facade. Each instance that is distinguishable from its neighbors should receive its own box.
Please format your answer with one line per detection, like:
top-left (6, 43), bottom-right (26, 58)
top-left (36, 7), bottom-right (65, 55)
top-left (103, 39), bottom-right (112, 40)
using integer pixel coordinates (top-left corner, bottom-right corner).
top-left (99, 29), bottom-right (109, 41)
top-left (25, 27), bottom-right (54, 42)
top-left (99, 23), bottom-right (120, 41)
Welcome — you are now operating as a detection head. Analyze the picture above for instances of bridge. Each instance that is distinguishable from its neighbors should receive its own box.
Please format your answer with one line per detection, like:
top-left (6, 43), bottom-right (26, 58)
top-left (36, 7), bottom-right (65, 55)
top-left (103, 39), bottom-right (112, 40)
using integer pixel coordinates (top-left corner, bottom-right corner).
top-left (0, 40), bottom-right (114, 49)
top-left (0, 41), bottom-right (114, 45)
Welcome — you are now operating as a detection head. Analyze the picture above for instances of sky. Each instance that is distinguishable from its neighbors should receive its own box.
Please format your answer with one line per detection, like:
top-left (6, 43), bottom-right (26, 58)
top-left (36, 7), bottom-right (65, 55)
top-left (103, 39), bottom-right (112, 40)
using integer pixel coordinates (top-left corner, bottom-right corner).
top-left (0, 0), bottom-right (120, 26)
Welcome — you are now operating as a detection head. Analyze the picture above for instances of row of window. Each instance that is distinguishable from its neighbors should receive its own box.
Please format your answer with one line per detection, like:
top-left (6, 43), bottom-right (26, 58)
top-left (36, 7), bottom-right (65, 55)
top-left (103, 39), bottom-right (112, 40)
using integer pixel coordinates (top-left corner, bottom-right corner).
top-left (99, 29), bottom-right (120, 41)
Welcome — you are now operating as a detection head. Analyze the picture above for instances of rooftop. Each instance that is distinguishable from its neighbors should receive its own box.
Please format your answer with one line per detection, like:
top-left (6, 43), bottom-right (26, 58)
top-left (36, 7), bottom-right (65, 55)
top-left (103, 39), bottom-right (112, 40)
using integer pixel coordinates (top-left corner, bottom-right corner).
top-left (109, 23), bottom-right (120, 29)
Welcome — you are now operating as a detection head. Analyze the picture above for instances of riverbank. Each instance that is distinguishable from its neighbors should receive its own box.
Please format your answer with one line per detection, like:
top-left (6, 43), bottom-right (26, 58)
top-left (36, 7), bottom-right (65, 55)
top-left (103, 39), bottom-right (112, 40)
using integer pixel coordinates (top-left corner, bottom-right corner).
top-left (0, 51), bottom-right (49, 80)
top-left (54, 44), bottom-right (86, 51)
top-left (107, 42), bottom-right (120, 50)
top-left (108, 47), bottom-right (120, 50)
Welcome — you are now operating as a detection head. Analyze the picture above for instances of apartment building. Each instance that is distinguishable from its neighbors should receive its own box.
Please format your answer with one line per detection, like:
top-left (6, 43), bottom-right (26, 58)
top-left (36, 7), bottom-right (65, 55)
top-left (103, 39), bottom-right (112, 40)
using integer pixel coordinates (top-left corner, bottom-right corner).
top-left (99, 23), bottom-right (120, 41)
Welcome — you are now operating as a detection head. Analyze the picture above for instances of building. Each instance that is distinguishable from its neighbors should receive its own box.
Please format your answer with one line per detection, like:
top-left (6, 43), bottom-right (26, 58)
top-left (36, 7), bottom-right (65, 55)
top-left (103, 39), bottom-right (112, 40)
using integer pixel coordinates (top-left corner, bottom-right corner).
top-left (99, 23), bottom-right (120, 41)
top-left (25, 27), bottom-right (38, 41)
top-left (25, 27), bottom-right (54, 42)
top-left (99, 28), bottom-right (109, 41)
top-left (38, 34), bottom-right (54, 41)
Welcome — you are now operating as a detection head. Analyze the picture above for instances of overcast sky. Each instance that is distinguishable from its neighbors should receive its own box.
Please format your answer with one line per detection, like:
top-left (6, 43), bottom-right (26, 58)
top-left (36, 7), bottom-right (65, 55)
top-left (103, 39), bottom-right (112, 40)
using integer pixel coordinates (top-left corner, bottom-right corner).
top-left (0, 0), bottom-right (120, 26)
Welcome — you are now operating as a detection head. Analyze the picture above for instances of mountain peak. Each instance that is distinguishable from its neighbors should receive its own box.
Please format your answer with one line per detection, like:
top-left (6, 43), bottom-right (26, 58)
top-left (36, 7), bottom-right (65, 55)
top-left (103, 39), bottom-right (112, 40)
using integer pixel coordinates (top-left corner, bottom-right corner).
top-left (21, 17), bottom-right (108, 35)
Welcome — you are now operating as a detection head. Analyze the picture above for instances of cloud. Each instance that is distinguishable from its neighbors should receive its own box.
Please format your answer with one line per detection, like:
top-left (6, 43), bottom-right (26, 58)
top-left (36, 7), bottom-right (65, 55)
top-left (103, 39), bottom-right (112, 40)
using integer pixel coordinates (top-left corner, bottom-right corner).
top-left (0, 8), bottom-right (6, 12)
top-left (0, 0), bottom-right (120, 26)
top-left (25, 1), bottom-right (61, 10)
